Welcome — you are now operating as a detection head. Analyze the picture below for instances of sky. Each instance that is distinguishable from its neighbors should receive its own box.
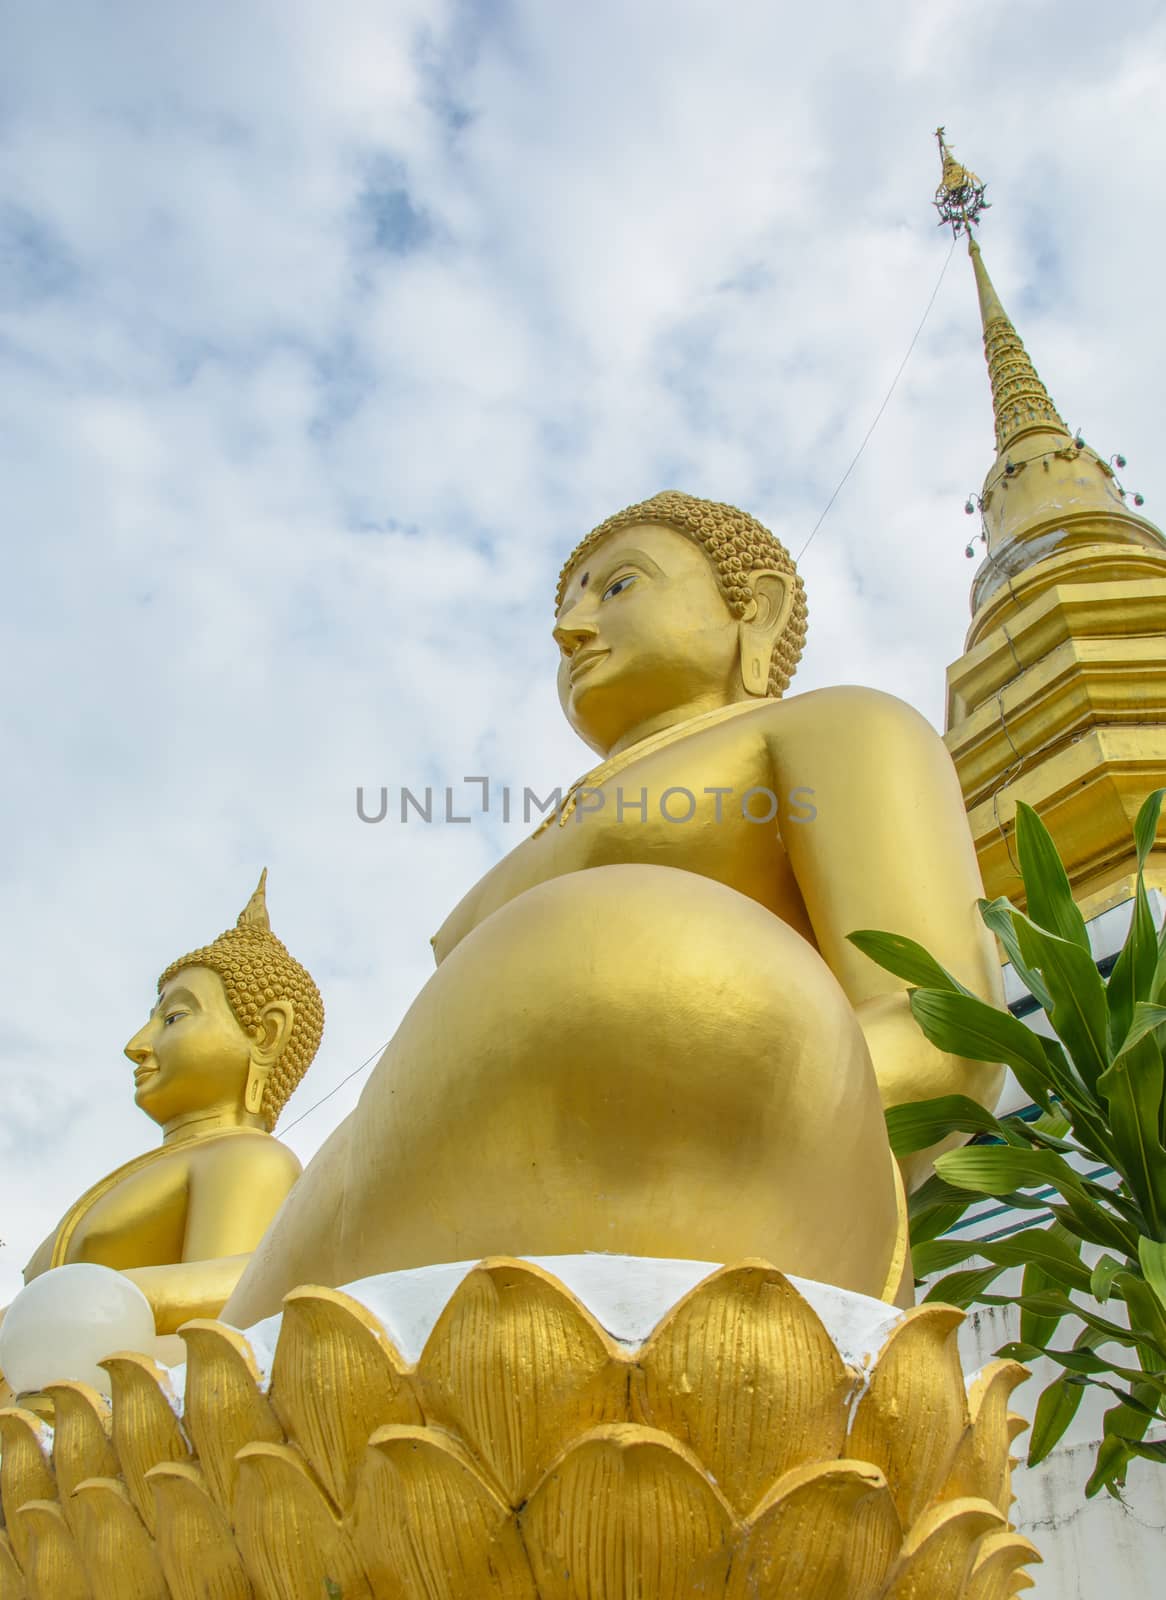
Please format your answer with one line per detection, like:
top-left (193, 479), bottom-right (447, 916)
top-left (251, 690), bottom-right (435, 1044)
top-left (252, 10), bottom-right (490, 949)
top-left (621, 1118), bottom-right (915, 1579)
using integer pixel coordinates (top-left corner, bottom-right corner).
top-left (2, 0), bottom-right (1164, 1302)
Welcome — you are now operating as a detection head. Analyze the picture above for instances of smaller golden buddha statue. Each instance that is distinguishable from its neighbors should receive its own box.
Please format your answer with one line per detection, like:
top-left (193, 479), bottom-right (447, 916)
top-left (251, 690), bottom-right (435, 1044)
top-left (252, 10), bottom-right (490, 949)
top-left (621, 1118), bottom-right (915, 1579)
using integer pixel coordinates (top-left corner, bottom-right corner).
top-left (18, 871), bottom-right (323, 1340)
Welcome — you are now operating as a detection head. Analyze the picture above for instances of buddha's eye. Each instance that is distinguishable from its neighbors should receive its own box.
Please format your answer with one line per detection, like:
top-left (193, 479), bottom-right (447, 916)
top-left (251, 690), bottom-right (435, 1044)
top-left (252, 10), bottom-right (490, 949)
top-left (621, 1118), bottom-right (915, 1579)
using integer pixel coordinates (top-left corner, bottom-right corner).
top-left (602, 574), bottom-right (637, 601)
top-left (164, 1011), bottom-right (186, 1026)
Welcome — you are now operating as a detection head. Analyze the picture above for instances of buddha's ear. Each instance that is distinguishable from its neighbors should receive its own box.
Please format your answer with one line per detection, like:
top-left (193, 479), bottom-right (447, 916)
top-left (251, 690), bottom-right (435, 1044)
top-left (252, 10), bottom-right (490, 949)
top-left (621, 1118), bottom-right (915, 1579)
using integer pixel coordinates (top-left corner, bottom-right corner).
top-left (738, 570), bottom-right (794, 697)
top-left (244, 999), bottom-right (295, 1116)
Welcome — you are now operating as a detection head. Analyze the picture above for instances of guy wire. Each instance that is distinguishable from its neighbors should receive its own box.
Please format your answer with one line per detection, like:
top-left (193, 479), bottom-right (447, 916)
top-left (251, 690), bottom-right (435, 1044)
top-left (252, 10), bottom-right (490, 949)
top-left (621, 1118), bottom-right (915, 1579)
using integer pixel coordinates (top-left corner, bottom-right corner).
top-left (797, 235), bottom-right (958, 561)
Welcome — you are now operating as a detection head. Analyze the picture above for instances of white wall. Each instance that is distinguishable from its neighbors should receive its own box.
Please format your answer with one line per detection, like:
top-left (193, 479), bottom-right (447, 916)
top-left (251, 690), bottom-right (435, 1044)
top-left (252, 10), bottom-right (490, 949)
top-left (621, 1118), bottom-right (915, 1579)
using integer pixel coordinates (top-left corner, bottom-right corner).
top-left (961, 1303), bottom-right (1166, 1597)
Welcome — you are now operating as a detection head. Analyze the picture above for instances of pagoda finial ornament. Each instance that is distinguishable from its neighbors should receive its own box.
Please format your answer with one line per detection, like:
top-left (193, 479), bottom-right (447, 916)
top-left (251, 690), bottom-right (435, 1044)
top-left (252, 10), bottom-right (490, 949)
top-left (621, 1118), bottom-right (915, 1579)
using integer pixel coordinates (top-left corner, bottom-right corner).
top-left (932, 126), bottom-right (989, 237)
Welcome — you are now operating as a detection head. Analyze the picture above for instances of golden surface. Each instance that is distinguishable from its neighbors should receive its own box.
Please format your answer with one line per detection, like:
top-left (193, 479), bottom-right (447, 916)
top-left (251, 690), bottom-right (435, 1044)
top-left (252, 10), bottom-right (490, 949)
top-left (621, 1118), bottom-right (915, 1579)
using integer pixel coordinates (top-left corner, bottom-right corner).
top-left (0, 1259), bottom-right (1039, 1599)
top-left (941, 142), bottom-right (1166, 913)
top-left (221, 501), bottom-right (1002, 1329)
top-left (13, 875), bottom-right (321, 1345)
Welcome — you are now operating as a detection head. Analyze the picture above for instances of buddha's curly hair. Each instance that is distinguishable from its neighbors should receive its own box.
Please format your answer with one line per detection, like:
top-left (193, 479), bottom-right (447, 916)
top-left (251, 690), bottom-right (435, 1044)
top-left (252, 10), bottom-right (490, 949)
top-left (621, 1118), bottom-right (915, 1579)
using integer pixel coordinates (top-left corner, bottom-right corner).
top-left (158, 922), bottom-right (324, 1131)
top-left (556, 490), bottom-right (808, 697)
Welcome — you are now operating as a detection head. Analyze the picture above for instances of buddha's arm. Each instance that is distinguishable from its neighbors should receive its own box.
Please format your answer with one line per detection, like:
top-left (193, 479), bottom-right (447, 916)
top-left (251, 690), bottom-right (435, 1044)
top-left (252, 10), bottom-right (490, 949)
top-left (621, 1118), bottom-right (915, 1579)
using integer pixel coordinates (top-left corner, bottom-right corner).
top-left (124, 1138), bottom-right (302, 1335)
top-left (123, 1254), bottom-right (255, 1335)
top-left (770, 687), bottom-right (1005, 1189)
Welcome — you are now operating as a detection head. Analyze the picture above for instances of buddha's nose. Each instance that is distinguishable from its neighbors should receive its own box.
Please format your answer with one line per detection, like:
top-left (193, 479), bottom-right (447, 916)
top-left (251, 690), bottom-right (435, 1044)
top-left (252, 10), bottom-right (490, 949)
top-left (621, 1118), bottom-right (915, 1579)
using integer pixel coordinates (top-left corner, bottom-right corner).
top-left (553, 615), bottom-right (599, 656)
top-left (124, 1030), bottom-right (151, 1065)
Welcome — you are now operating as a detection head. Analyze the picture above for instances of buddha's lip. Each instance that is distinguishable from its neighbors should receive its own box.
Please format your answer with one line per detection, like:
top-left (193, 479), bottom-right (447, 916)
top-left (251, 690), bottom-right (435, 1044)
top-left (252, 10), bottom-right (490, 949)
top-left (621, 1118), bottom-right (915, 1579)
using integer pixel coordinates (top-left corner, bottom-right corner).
top-left (569, 648), bottom-right (609, 681)
top-left (133, 1064), bottom-right (158, 1086)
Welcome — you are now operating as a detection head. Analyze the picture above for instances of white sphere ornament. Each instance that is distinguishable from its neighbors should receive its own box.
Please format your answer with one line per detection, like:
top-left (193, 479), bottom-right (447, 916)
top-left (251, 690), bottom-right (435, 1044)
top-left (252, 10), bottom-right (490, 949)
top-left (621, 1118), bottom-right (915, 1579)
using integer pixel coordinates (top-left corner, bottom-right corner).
top-left (0, 1263), bottom-right (155, 1395)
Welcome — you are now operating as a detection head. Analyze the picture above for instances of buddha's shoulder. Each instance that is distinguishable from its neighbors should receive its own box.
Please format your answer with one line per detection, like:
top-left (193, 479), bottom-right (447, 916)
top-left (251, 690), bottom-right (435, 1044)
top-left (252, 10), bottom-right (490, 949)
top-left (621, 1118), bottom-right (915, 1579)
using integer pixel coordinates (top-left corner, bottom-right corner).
top-left (756, 684), bottom-right (940, 745)
top-left (187, 1129), bottom-right (303, 1182)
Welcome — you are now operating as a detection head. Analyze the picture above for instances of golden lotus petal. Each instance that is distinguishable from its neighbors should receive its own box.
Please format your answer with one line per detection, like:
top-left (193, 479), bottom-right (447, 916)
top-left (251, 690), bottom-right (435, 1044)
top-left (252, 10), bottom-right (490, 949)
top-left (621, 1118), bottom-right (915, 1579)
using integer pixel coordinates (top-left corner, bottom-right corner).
top-left (181, 1321), bottom-right (283, 1516)
top-left (0, 1410), bottom-right (58, 1571)
top-left (847, 1304), bottom-right (968, 1528)
top-left (417, 1258), bottom-right (629, 1505)
top-left (728, 1459), bottom-right (901, 1600)
top-left (0, 1531), bottom-right (27, 1600)
top-left (67, 1477), bottom-right (166, 1600)
top-left (352, 1423), bottom-right (536, 1600)
top-left (11, 1502), bottom-right (89, 1600)
top-left (101, 1353), bottom-right (190, 1537)
top-left (963, 1530), bottom-right (1042, 1600)
top-left (233, 1441), bottom-right (370, 1600)
top-left (881, 1497), bottom-right (1004, 1600)
top-left (637, 1261), bottom-right (857, 1515)
top-left (268, 1284), bottom-right (420, 1512)
top-left (520, 1423), bottom-right (736, 1600)
top-left (43, 1383), bottom-right (117, 1507)
top-left (147, 1462), bottom-right (254, 1600)
top-left (942, 1362), bottom-right (1029, 1516)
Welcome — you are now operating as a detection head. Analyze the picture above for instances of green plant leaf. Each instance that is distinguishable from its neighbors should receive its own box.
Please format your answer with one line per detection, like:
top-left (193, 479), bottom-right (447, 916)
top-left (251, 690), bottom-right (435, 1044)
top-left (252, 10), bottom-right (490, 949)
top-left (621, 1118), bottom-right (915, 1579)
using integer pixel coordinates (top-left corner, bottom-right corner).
top-left (936, 1144), bottom-right (1086, 1198)
top-left (910, 1200), bottom-right (976, 1249)
top-left (979, 894), bottom-right (1053, 1010)
top-left (1086, 1394), bottom-right (1158, 1498)
top-left (972, 896), bottom-right (1055, 1004)
top-left (996, 1340), bottom-right (1166, 1395)
top-left (923, 1262), bottom-right (1008, 1306)
top-left (885, 1094), bottom-right (1005, 1158)
top-left (912, 1223), bottom-right (1090, 1291)
top-left (1012, 912), bottom-right (1110, 1091)
top-left (1117, 1272), bottom-right (1166, 1357)
top-left (1129, 1440), bottom-right (1166, 1465)
top-left (1139, 1237), bottom-right (1166, 1311)
top-left (981, 1290), bottom-right (1142, 1349)
top-left (1028, 1374), bottom-right (1086, 1467)
top-left (1030, 1107), bottom-right (1073, 1140)
top-left (1107, 886), bottom-right (1160, 1055)
top-left (1097, 1037), bottom-right (1166, 1235)
top-left (1091, 1254), bottom-right (1125, 1303)
top-left (1115, 1002), bottom-right (1166, 1059)
top-left (933, 1149), bottom-right (1145, 1304)
top-left (908, 989), bottom-right (1054, 1112)
top-left (1104, 786), bottom-right (1162, 1054)
top-left (1048, 1200), bottom-right (1140, 1260)
top-left (1015, 801), bottom-right (1091, 954)
top-left (1019, 1258), bottom-right (1063, 1346)
top-left (906, 1172), bottom-right (977, 1247)
top-left (1081, 1380), bottom-right (1163, 1420)
top-left (847, 930), bottom-right (973, 994)
top-left (1133, 789), bottom-right (1165, 867)
top-left (910, 1236), bottom-right (984, 1276)
top-left (1086, 1432), bottom-right (1133, 1499)
top-left (1033, 1035), bottom-right (1122, 1168)
top-left (1010, 1116), bottom-right (1077, 1154)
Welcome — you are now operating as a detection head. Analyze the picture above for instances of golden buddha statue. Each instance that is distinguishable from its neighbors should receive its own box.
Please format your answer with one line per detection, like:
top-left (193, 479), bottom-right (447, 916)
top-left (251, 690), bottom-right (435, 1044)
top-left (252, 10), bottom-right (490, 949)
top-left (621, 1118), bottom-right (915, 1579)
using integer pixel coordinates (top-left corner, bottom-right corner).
top-left (19, 871), bottom-right (324, 1339)
top-left (224, 491), bottom-right (1003, 1329)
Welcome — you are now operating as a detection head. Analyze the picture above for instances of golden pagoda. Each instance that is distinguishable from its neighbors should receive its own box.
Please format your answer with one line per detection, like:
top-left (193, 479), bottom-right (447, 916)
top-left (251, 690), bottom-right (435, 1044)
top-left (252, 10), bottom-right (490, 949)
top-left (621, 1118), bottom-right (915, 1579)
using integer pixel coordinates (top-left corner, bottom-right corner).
top-left (937, 131), bottom-right (1166, 915)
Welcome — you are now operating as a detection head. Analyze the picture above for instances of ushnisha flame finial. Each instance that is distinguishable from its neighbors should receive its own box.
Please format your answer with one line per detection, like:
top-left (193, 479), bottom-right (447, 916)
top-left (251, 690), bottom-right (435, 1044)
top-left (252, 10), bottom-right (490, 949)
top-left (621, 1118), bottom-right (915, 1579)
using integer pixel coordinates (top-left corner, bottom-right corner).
top-left (236, 867), bottom-right (271, 932)
top-left (933, 126), bottom-right (990, 237)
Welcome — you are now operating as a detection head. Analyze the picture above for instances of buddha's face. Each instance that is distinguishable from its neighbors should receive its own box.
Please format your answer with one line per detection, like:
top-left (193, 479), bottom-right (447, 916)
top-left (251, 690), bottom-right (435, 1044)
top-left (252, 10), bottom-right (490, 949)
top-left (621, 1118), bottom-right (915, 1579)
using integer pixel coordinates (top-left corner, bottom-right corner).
top-left (554, 523), bottom-right (742, 754)
top-left (125, 965), bottom-right (253, 1128)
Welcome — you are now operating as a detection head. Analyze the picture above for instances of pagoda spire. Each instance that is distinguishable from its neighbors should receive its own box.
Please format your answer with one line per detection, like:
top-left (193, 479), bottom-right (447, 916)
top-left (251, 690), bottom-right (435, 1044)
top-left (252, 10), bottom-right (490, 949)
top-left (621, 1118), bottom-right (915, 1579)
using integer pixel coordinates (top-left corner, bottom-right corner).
top-left (936, 129), bottom-right (1166, 922)
top-left (967, 234), bottom-right (1069, 455)
top-left (933, 127), bottom-right (1068, 457)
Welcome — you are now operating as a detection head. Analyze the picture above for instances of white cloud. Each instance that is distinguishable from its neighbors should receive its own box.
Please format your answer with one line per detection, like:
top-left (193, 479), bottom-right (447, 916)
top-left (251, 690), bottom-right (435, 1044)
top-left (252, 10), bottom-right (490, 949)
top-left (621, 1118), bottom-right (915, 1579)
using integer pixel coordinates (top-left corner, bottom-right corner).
top-left (1, 0), bottom-right (1163, 1301)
